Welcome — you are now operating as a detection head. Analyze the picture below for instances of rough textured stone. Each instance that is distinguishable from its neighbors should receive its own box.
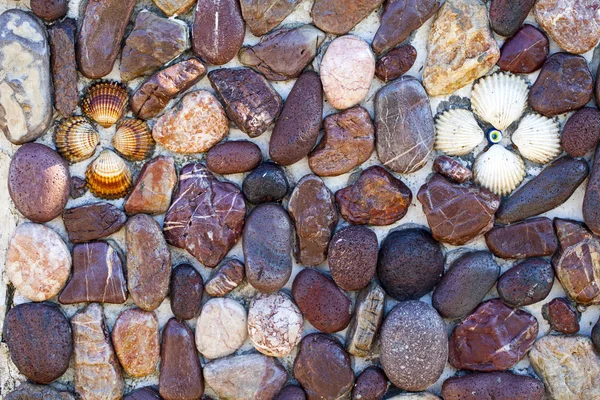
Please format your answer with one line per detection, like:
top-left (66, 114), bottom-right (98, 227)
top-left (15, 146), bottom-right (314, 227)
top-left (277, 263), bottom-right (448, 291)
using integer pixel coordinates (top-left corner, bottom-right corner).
top-left (387, 395), bottom-right (439, 400)
top-left (380, 301), bottom-right (447, 391)
top-left (124, 387), bottom-right (162, 400)
top-left (593, 317), bottom-right (600, 352)
top-left (6, 223), bottom-right (71, 302)
top-left (153, 0), bottom-right (196, 16)
top-left (373, 0), bottom-right (441, 55)
top-left (0, 10), bottom-right (53, 144)
top-left (152, 90), bottom-right (229, 154)
top-left (423, 0), bottom-right (500, 96)
top-left (496, 156), bottom-right (589, 224)
top-left (274, 385), bottom-right (307, 400)
top-left (239, 25), bottom-right (325, 81)
top-left (63, 202), bottom-right (127, 244)
top-left (244, 203), bottom-right (293, 292)
top-left (70, 176), bottom-right (87, 199)
top-left (418, 174), bottom-right (500, 245)
top-left (126, 214), bottom-right (171, 311)
top-left (131, 58), bottom-right (207, 120)
top-left (489, 0), bottom-right (536, 37)
top-left (329, 225), bottom-right (378, 291)
top-left (346, 282), bottom-right (385, 357)
top-left (206, 141), bottom-right (262, 174)
top-left (498, 24), bottom-right (549, 74)
top-left (205, 258), bottom-right (245, 297)
top-left (485, 217), bottom-right (558, 259)
top-left (529, 335), bottom-right (600, 400)
top-left (432, 155), bottom-right (472, 183)
top-left (159, 318), bottom-right (204, 400)
top-left (170, 264), bottom-right (204, 320)
top-left (31, 0), bottom-right (68, 21)
top-left (529, 53), bottom-right (593, 116)
top-left (59, 241), bottom-right (127, 304)
top-left (124, 156), bottom-right (178, 216)
top-left (292, 268), bottom-right (352, 333)
top-left (294, 333), bottom-right (355, 400)
top-left (77, 0), bottom-right (136, 78)
top-left (195, 298), bottom-right (247, 359)
top-left (441, 372), bottom-right (545, 400)
top-left (312, 0), bottom-right (383, 35)
top-left (375, 44), bottom-right (417, 82)
top-left (48, 18), bottom-right (78, 118)
top-left (9, 143), bottom-right (70, 223)
top-left (242, 162), bottom-right (289, 203)
top-left (112, 309), bottom-right (160, 377)
top-left (497, 258), bottom-right (554, 308)
top-left (72, 304), bottom-right (124, 400)
top-left (6, 383), bottom-right (76, 400)
top-left (449, 299), bottom-right (539, 372)
top-left (352, 366), bottom-right (388, 400)
top-left (542, 298), bottom-right (580, 334)
top-left (562, 108), bottom-right (600, 157)
top-left (308, 106), bottom-right (375, 177)
top-left (584, 145), bottom-right (600, 235)
top-left (164, 163), bottom-right (246, 268)
top-left (241, 0), bottom-right (303, 36)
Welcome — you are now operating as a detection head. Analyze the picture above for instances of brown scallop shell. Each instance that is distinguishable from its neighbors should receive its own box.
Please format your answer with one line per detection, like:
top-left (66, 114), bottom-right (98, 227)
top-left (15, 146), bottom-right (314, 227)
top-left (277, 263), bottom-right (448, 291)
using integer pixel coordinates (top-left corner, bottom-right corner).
top-left (86, 150), bottom-right (133, 199)
top-left (55, 116), bottom-right (99, 163)
top-left (112, 118), bottom-right (155, 161)
top-left (81, 81), bottom-right (129, 128)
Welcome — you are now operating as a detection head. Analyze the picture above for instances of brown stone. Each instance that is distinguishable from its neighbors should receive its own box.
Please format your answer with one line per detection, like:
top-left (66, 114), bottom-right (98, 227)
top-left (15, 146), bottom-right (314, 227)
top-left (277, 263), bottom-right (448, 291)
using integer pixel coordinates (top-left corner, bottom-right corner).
top-left (206, 141), bottom-right (263, 174)
top-left (170, 263), bottom-right (204, 320)
top-left (352, 367), bottom-right (388, 400)
top-left (124, 156), bottom-right (177, 216)
top-left (274, 385), bottom-right (307, 400)
top-left (240, 0), bottom-right (303, 36)
top-left (584, 145), bottom-right (600, 235)
top-left (489, 0), bottom-right (536, 37)
top-left (497, 258), bottom-right (554, 308)
top-left (6, 383), bottom-right (76, 400)
top-left (70, 176), bottom-right (87, 199)
top-left (562, 108), bottom-right (600, 157)
top-left (542, 298), bottom-right (580, 334)
top-left (31, 0), bottom-right (68, 21)
top-left (375, 44), bottom-right (417, 82)
top-left (112, 308), bottom-right (160, 377)
top-left (153, 0), bottom-right (196, 16)
top-left (312, 0), bottom-right (383, 35)
top-left (485, 217), bottom-right (558, 259)
top-left (441, 372), bottom-right (545, 400)
top-left (432, 155), bottom-right (472, 183)
top-left (345, 282), bottom-right (386, 357)
top-left (498, 24), bottom-right (549, 74)
top-left (205, 258), bottom-right (245, 297)
top-left (48, 18), bottom-right (78, 118)
top-left (63, 202), bottom-right (127, 244)
top-left (124, 387), bottom-right (162, 400)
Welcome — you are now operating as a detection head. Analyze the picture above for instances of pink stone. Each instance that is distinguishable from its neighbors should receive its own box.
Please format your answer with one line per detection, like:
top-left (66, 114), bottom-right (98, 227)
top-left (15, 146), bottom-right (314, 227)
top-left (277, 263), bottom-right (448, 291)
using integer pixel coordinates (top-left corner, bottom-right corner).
top-left (124, 156), bottom-right (177, 215)
top-left (112, 308), bottom-right (160, 377)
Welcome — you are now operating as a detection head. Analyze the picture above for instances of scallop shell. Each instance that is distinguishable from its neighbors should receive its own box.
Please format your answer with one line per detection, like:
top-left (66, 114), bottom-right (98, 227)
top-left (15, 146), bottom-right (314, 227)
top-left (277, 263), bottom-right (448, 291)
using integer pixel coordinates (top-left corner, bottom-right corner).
top-left (55, 116), bottom-right (99, 163)
top-left (435, 109), bottom-right (485, 156)
top-left (81, 81), bottom-right (129, 128)
top-left (473, 144), bottom-right (526, 196)
top-left (86, 150), bottom-right (133, 199)
top-left (112, 118), bottom-right (155, 161)
top-left (512, 113), bottom-right (561, 164)
top-left (471, 73), bottom-right (529, 131)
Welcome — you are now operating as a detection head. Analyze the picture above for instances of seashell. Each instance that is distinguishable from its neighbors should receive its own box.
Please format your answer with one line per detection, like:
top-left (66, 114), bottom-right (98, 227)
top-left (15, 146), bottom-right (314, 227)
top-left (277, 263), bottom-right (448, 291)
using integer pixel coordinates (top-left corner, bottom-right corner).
top-left (435, 109), bottom-right (484, 156)
top-left (86, 150), bottom-right (133, 199)
top-left (112, 118), bottom-right (155, 161)
top-left (473, 144), bottom-right (526, 196)
top-left (81, 81), bottom-right (129, 128)
top-left (471, 73), bottom-right (529, 131)
top-left (512, 113), bottom-right (561, 164)
top-left (54, 116), bottom-right (99, 163)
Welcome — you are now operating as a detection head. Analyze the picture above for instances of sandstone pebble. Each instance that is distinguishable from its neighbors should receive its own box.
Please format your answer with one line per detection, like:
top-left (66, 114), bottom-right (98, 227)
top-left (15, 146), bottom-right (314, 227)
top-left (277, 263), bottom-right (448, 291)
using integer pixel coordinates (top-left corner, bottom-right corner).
top-left (112, 308), bottom-right (160, 377)
top-left (195, 298), bottom-right (247, 359)
top-left (124, 156), bottom-right (177, 216)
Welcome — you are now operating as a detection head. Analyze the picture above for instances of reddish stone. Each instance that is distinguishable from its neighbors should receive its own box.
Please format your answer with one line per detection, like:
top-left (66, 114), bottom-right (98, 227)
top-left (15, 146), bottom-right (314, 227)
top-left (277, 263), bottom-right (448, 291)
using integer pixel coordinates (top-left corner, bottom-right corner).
top-left (48, 18), bottom-right (78, 118)
top-left (485, 217), bottom-right (558, 259)
top-left (124, 156), bottom-right (177, 216)
top-left (375, 44), bottom-right (417, 82)
top-left (432, 155), bottom-right (472, 183)
top-left (442, 372), bottom-right (545, 400)
top-left (562, 108), bottom-right (600, 157)
top-left (112, 309), bottom-right (160, 377)
top-left (352, 366), bottom-right (388, 400)
top-left (70, 176), bottom-right (87, 199)
top-left (205, 259), bottom-right (245, 297)
top-left (498, 24), bottom-right (549, 74)
top-left (31, 0), bottom-right (68, 21)
top-left (206, 141), bottom-right (263, 175)
top-left (241, 0), bottom-right (302, 36)
top-left (312, 0), bottom-right (383, 35)
top-left (542, 298), bottom-right (580, 334)
top-left (170, 264), bottom-right (204, 320)
top-left (585, 145), bottom-right (600, 235)
top-left (329, 225), bottom-right (378, 291)
top-left (63, 202), bottom-right (126, 244)
top-left (497, 258), bottom-right (554, 307)
top-left (489, 0), bottom-right (536, 37)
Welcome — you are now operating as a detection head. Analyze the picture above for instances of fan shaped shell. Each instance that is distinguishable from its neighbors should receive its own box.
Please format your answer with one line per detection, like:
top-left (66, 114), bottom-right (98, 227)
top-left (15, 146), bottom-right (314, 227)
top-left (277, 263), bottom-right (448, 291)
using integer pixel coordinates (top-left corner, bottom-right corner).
top-left (471, 73), bottom-right (529, 131)
top-left (112, 118), bottom-right (155, 161)
top-left (81, 81), bottom-right (129, 128)
top-left (55, 116), bottom-right (99, 163)
top-left (86, 150), bottom-right (132, 199)
top-left (473, 144), bottom-right (526, 196)
top-left (512, 113), bottom-right (561, 164)
top-left (435, 109), bottom-right (484, 156)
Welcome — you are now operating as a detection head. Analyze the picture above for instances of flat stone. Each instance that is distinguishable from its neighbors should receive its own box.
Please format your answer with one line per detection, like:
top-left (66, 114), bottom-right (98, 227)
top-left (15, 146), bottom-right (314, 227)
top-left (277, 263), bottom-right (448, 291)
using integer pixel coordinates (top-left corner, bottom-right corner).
top-left (380, 301), bottom-right (448, 391)
top-left (423, 0), bottom-right (499, 96)
top-left (77, 0), bottom-right (136, 78)
top-left (288, 175), bottom-right (338, 266)
top-left (498, 24), bottom-right (549, 74)
top-left (153, 0), bottom-right (196, 16)
top-left (529, 53), bottom-right (593, 116)
top-left (121, 11), bottom-right (190, 82)
top-left (345, 282), bottom-right (386, 357)
top-left (131, 58), bottom-right (207, 120)
top-left (529, 335), bottom-right (600, 400)
top-left (205, 258), bottom-right (245, 297)
top-left (241, 0), bottom-right (303, 36)
top-left (292, 268), bottom-right (352, 333)
top-left (239, 25), bottom-right (325, 81)
top-left (206, 141), bottom-right (263, 174)
top-left (152, 90), bottom-right (229, 154)
top-left (372, 0), bottom-right (441, 55)
top-left (329, 226), bottom-right (378, 291)
top-left (542, 298), bottom-right (580, 334)
top-left (308, 106), bottom-right (375, 177)
top-left (449, 299), bottom-right (538, 371)
top-left (192, 0), bottom-right (245, 65)
top-left (352, 366), bottom-right (388, 400)
top-left (170, 264), bottom-right (204, 320)
top-left (124, 387), bottom-right (162, 400)
top-left (209, 68), bottom-right (282, 137)
top-left (562, 108), bottom-right (600, 157)
top-left (274, 385), bottom-right (307, 400)
top-left (159, 318), bottom-right (204, 400)
top-left (63, 202), bottom-right (127, 243)
top-left (293, 333), bottom-right (355, 400)
top-left (112, 308), bottom-right (160, 377)
top-left (6, 223), bottom-right (70, 302)
top-left (496, 156), bottom-right (589, 224)
top-left (585, 145), bottom-right (600, 235)
top-left (6, 383), bottom-right (76, 400)
top-left (195, 298), bottom-right (247, 359)
top-left (0, 10), bottom-right (53, 144)
top-left (124, 156), bottom-right (178, 216)
top-left (59, 241), bottom-right (127, 304)
top-left (3, 302), bottom-right (72, 384)
top-left (375, 44), bottom-right (417, 82)
top-left (432, 155), bottom-right (472, 183)
top-left (485, 217), bottom-right (558, 259)
top-left (497, 258), bottom-right (554, 307)
top-left (126, 214), bottom-right (171, 311)
top-left (418, 174), bottom-right (500, 245)
top-left (31, 0), bottom-right (68, 21)
top-left (312, 0), bottom-right (383, 35)
top-left (72, 304), bottom-right (124, 400)
top-left (441, 372), bottom-right (545, 400)
top-left (204, 353), bottom-right (287, 400)
top-left (70, 176), bottom-right (87, 199)
top-left (489, 0), bottom-right (536, 37)
top-left (164, 163), bottom-right (246, 267)
top-left (48, 18), bottom-right (78, 118)
top-left (242, 162), bottom-right (289, 203)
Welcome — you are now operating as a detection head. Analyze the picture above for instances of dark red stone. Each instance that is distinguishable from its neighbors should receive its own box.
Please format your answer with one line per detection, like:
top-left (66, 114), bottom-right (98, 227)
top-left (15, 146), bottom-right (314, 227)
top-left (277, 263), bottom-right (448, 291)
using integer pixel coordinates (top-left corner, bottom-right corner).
top-left (124, 387), bottom-right (162, 400)
top-left (170, 264), bottom-right (204, 320)
top-left (70, 176), bottom-right (87, 199)
top-left (485, 217), bottom-right (558, 259)
top-left (274, 385), bottom-right (306, 400)
top-left (206, 141), bottom-right (263, 175)
top-left (593, 317), bottom-right (600, 352)
top-left (432, 155), bottom-right (472, 183)
top-left (48, 18), bottom-right (78, 118)
top-left (497, 258), bottom-right (554, 308)
top-left (31, 0), bottom-right (68, 21)
top-left (542, 298), bottom-right (580, 334)
top-left (375, 44), bottom-right (417, 82)
top-left (562, 107), bottom-right (600, 157)
top-left (442, 372), bottom-right (545, 400)
top-left (489, 0), bottom-right (536, 37)
top-left (352, 366), bottom-right (388, 400)
top-left (63, 202), bottom-right (127, 244)
top-left (329, 225), bottom-right (379, 291)
top-left (584, 146), bottom-right (600, 236)
top-left (311, 0), bottom-right (383, 35)
top-left (498, 24), bottom-right (549, 73)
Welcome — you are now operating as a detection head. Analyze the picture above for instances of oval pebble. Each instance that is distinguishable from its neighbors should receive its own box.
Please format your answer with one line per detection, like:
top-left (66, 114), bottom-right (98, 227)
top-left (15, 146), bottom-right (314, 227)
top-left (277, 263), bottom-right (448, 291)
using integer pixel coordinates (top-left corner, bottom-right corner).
top-left (242, 162), bottom-right (289, 204)
top-left (329, 225), bottom-right (379, 291)
top-left (497, 258), bottom-right (554, 307)
top-left (195, 297), bottom-right (247, 359)
top-left (169, 264), bottom-right (204, 320)
top-left (561, 107), bottom-right (600, 157)
top-left (206, 140), bottom-right (262, 174)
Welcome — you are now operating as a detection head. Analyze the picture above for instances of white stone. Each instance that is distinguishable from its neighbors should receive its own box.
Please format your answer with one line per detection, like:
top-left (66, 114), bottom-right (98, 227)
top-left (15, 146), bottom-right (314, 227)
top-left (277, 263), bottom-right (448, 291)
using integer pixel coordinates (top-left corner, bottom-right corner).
top-left (195, 297), bottom-right (247, 359)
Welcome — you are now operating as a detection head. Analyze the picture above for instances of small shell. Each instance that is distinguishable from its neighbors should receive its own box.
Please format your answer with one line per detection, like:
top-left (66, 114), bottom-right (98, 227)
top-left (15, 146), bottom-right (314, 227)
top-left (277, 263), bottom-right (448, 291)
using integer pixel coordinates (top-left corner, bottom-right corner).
top-left (473, 144), bottom-right (526, 196)
top-left (512, 113), bottom-right (561, 164)
top-left (112, 118), bottom-right (155, 161)
top-left (81, 81), bottom-right (129, 128)
top-left (471, 73), bottom-right (529, 131)
top-left (55, 116), bottom-right (99, 163)
top-left (86, 150), bottom-right (133, 199)
top-left (435, 109), bottom-right (484, 156)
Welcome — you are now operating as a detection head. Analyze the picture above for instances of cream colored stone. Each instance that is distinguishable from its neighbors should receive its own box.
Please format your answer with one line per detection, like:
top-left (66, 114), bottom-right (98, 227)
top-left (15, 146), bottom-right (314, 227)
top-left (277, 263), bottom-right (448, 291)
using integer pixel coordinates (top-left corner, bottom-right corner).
top-left (195, 298), bottom-right (247, 359)
top-left (152, 0), bottom-right (196, 16)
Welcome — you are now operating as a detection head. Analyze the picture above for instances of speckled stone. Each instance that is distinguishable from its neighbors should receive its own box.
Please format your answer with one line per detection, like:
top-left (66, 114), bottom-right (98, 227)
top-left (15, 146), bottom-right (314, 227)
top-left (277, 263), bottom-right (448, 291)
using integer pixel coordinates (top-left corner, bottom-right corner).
top-left (485, 217), bottom-right (558, 259)
top-left (48, 18), bottom-right (78, 118)
top-left (63, 202), bottom-right (127, 243)
top-left (375, 44), bottom-right (417, 82)
top-left (242, 162), bottom-right (289, 203)
top-left (205, 258), bottom-right (245, 297)
top-left (195, 298), bottom-right (247, 359)
top-left (489, 0), bottom-right (535, 37)
top-left (498, 24), bottom-right (549, 74)
top-left (346, 282), bottom-right (386, 357)
top-left (124, 387), bottom-right (162, 400)
top-left (352, 366), bottom-right (388, 400)
top-left (124, 156), bottom-right (177, 216)
top-left (562, 108), bottom-right (600, 157)
top-left (6, 383), bottom-right (76, 400)
top-left (312, 0), bottom-right (383, 35)
top-left (329, 225), bottom-right (379, 291)
top-left (31, 0), bottom-right (68, 20)
top-left (170, 264), bottom-right (204, 320)
top-left (542, 298), bottom-right (580, 334)
top-left (274, 385), bottom-right (307, 400)
top-left (497, 258), bottom-right (554, 308)
top-left (112, 308), bottom-right (160, 377)
top-left (593, 317), bottom-right (600, 352)
top-left (241, 0), bottom-right (303, 36)
top-left (584, 145), bottom-right (600, 235)
top-left (432, 155), bottom-right (472, 183)
top-left (441, 372), bottom-right (545, 400)
top-left (206, 141), bottom-right (263, 174)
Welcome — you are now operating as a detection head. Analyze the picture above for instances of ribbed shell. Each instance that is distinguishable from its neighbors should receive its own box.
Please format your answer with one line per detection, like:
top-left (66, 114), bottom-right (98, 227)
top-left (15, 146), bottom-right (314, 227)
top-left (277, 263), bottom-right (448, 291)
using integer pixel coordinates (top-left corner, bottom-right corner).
top-left (55, 116), bottom-right (99, 163)
top-left (112, 118), bottom-right (155, 161)
top-left (81, 81), bottom-right (129, 128)
top-left (512, 114), bottom-right (561, 164)
top-left (473, 144), bottom-right (526, 196)
top-left (434, 109), bottom-right (484, 156)
top-left (86, 150), bottom-right (133, 199)
top-left (471, 73), bottom-right (529, 131)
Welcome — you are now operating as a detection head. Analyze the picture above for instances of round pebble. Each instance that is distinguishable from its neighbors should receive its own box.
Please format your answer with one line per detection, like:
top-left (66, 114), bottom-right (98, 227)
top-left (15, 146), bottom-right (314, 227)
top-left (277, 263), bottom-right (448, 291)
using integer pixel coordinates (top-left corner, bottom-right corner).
top-left (561, 107), bottom-right (600, 157)
top-left (112, 308), bottom-right (160, 377)
top-left (242, 162), bottom-right (289, 203)
top-left (352, 366), bottom-right (388, 400)
top-left (274, 385), bottom-right (307, 400)
top-left (31, 0), bottom-right (68, 21)
top-left (206, 140), bottom-right (263, 175)
top-left (195, 298), bottom-right (247, 359)
top-left (169, 264), bottom-right (204, 320)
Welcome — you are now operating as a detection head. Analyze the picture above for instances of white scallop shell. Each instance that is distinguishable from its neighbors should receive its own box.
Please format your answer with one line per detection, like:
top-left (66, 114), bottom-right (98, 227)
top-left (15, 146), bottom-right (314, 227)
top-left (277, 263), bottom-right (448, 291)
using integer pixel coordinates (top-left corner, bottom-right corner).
top-left (473, 144), bottom-right (526, 196)
top-left (471, 73), bottom-right (529, 131)
top-left (435, 109), bottom-right (484, 156)
top-left (512, 113), bottom-right (561, 164)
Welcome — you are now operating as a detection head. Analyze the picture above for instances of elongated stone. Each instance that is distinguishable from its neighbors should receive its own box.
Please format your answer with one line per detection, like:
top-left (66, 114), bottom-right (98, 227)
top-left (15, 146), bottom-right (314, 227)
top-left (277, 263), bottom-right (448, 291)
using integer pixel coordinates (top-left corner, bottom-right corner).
top-left (584, 145), bottom-right (600, 236)
top-left (6, 383), bottom-right (76, 400)
top-left (497, 258), bottom-right (554, 308)
top-left (312, 0), bottom-right (383, 35)
top-left (112, 309), bottom-right (160, 377)
top-left (48, 18), bottom-right (78, 118)
top-left (485, 217), bottom-right (558, 259)
top-left (170, 264), bottom-right (204, 320)
top-left (205, 259), bottom-right (245, 297)
top-left (375, 44), bottom-right (418, 82)
top-left (442, 372), bottom-right (545, 400)
top-left (63, 202), bottom-right (127, 244)
top-left (241, 0), bottom-right (303, 36)
top-left (346, 282), bottom-right (386, 357)
top-left (432, 155), bottom-right (472, 183)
